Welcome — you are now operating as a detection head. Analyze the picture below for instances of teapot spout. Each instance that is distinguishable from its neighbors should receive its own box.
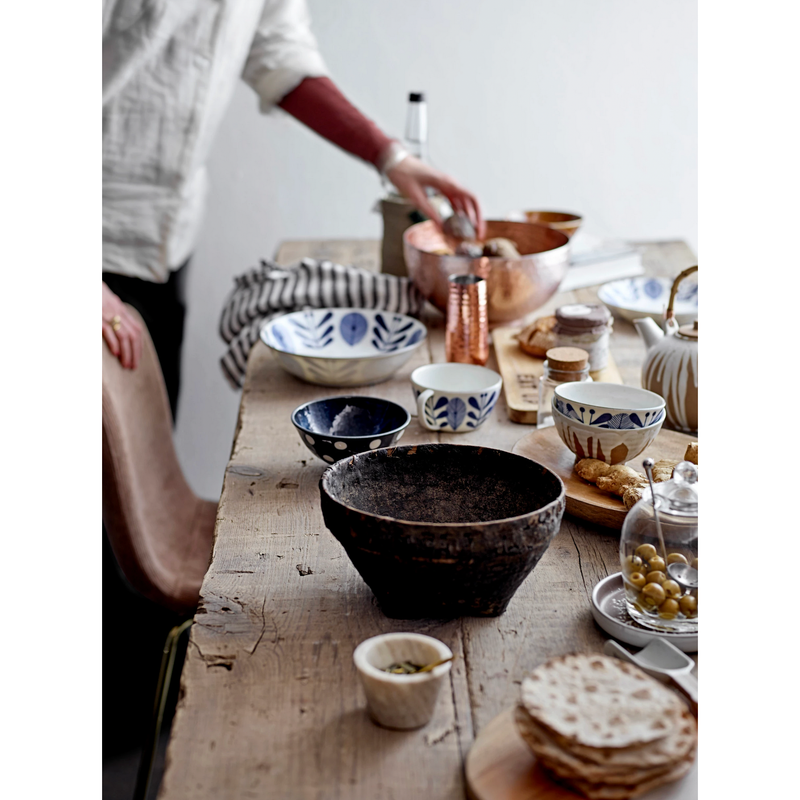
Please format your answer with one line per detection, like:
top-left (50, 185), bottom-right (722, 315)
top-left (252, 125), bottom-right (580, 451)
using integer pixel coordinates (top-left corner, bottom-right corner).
top-left (633, 317), bottom-right (665, 351)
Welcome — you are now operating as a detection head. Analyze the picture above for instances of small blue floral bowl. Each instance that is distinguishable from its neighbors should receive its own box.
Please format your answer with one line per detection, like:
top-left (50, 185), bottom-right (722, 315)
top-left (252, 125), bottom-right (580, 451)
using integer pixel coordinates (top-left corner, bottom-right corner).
top-left (553, 382), bottom-right (665, 430)
top-left (291, 396), bottom-right (411, 464)
top-left (551, 401), bottom-right (664, 465)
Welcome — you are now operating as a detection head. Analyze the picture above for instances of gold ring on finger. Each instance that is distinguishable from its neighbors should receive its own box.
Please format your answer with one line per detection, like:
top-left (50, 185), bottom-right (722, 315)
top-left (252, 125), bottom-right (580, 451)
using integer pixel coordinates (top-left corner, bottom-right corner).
top-left (111, 315), bottom-right (122, 332)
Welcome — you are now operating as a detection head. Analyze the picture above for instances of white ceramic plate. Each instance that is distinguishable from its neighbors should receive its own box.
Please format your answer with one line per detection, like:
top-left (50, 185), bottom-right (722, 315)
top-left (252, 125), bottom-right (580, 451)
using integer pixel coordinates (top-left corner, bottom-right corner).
top-left (591, 573), bottom-right (698, 653)
top-left (260, 308), bottom-right (427, 387)
top-left (598, 276), bottom-right (698, 325)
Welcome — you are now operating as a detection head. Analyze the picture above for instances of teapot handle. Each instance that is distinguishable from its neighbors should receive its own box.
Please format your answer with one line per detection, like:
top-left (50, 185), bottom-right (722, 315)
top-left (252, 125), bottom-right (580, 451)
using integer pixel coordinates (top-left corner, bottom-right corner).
top-left (665, 265), bottom-right (698, 325)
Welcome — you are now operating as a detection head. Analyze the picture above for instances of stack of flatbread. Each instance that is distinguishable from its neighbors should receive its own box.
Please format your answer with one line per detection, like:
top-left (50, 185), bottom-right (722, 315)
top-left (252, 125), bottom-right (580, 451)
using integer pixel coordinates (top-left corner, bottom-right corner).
top-left (514, 654), bottom-right (697, 799)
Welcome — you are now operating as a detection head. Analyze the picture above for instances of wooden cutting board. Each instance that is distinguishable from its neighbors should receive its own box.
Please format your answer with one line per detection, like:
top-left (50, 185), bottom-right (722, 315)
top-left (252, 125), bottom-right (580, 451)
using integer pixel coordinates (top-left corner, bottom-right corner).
top-left (493, 327), bottom-right (623, 424)
top-left (512, 426), bottom-right (697, 530)
top-left (466, 708), bottom-right (698, 800)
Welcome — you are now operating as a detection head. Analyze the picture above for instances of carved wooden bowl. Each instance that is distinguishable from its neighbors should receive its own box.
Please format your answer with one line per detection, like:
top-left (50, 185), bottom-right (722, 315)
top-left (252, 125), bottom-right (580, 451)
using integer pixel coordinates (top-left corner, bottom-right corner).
top-left (319, 444), bottom-right (565, 618)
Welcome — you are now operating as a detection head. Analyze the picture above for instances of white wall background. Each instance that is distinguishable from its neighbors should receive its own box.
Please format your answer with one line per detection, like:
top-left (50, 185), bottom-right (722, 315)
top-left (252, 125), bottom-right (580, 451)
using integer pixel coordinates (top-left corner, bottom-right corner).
top-left (175, 0), bottom-right (697, 500)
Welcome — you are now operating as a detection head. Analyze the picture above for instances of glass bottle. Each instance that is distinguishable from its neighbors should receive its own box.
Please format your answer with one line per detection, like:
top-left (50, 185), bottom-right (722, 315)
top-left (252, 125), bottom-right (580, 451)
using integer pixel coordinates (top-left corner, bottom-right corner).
top-left (619, 462), bottom-right (699, 634)
top-left (537, 347), bottom-right (592, 429)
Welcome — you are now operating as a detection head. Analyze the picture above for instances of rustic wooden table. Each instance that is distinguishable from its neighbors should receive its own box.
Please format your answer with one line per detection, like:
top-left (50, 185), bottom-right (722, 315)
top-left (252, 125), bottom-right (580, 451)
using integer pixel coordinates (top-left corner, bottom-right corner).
top-left (159, 239), bottom-right (696, 800)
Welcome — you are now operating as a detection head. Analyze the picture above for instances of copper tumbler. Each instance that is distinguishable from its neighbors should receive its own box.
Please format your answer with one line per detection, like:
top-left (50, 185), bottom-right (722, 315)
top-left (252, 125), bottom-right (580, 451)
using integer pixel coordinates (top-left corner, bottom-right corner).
top-left (445, 274), bottom-right (489, 365)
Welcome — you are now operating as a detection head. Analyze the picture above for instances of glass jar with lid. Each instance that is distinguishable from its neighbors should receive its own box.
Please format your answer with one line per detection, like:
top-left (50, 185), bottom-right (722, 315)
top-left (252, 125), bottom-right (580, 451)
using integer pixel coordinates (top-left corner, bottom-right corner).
top-left (619, 461), bottom-right (698, 633)
top-left (536, 347), bottom-right (592, 429)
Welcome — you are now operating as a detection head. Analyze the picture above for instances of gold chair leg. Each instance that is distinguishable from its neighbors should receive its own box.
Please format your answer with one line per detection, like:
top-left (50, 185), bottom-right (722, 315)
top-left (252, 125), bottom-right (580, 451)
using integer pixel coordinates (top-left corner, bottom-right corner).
top-left (133, 619), bottom-right (192, 800)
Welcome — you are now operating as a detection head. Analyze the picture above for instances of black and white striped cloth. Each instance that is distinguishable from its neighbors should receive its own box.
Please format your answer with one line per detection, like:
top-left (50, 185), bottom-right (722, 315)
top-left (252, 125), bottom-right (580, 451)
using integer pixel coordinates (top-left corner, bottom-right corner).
top-left (219, 258), bottom-right (425, 388)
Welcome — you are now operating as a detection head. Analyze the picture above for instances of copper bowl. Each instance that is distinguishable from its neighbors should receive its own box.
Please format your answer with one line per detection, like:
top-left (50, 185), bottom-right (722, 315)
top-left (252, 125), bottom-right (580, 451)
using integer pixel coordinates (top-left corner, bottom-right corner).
top-left (403, 220), bottom-right (570, 326)
top-left (524, 210), bottom-right (583, 239)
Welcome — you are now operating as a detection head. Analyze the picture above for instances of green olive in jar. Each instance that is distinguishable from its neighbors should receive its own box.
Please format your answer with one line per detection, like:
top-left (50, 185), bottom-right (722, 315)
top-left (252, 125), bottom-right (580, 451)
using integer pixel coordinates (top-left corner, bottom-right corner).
top-left (667, 553), bottom-right (688, 566)
top-left (679, 595), bottom-right (698, 616)
top-left (624, 555), bottom-right (644, 573)
top-left (642, 582), bottom-right (666, 605)
top-left (628, 572), bottom-right (647, 590)
top-left (646, 570), bottom-right (667, 586)
top-left (662, 580), bottom-right (682, 599)
top-left (658, 598), bottom-right (680, 618)
top-left (648, 555), bottom-right (666, 573)
top-left (636, 544), bottom-right (658, 560)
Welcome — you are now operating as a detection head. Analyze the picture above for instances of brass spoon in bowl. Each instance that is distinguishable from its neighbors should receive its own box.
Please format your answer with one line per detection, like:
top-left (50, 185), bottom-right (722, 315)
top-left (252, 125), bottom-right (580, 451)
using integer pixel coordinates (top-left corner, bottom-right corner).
top-left (416, 655), bottom-right (455, 674)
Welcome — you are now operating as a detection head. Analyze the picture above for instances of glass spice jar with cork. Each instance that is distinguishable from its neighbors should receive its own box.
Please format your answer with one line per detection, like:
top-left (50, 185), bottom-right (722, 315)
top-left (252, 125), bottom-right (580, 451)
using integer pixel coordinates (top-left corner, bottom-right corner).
top-left (537, 347), bottom-right (592, 429)
top-left (553, 304), bottom-right (613, 374)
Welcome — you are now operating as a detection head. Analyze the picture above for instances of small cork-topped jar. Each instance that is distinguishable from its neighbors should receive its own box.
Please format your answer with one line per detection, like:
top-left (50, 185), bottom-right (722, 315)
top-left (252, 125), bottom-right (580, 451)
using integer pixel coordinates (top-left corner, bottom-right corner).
top-left (553, 303), bottom-right (613, 371)
top-left (537, 347), bottom-right (592, 430)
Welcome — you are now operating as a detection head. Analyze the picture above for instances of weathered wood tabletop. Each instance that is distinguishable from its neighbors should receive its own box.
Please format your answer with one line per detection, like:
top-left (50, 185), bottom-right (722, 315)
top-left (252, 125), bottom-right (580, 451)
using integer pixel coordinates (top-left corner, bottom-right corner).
top-left (159, 239), bottom-right (696, 800)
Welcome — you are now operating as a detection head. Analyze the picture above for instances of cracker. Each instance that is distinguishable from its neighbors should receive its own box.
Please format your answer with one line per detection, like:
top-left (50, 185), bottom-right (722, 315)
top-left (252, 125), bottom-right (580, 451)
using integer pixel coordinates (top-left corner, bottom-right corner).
top-left (684, 442), bottom-right (698, 464)
top-left (519, 654), bottom-right (685, 749)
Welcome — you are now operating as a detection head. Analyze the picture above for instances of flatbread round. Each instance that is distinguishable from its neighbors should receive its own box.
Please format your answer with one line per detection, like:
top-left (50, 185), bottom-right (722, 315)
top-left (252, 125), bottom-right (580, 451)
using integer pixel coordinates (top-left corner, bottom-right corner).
top-left (519, 654), bottom-right (686, 749)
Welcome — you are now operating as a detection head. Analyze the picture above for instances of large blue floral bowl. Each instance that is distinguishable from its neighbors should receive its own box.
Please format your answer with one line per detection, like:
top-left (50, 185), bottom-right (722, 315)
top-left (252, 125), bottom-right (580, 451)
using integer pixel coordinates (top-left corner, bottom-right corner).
top-left (261, 308), bottom-right (427, 387)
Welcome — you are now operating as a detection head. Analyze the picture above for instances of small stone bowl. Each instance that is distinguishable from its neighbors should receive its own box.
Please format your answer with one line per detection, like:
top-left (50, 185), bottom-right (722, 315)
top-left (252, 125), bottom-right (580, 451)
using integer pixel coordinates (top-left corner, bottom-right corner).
top-left (353, 633), bottom-right (453, 730)
top-left (291, 395), bottom-right (411, 464)
top-left (552, 401), bottom-right (663, 465)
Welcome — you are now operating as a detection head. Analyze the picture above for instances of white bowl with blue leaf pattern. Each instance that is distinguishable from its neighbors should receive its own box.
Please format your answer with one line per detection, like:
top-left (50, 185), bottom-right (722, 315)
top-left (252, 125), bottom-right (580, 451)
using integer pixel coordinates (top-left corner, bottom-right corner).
top-left (553, 382), bottom-right (666, 429)
top-left (410, 363), bottom-right (502, 433)
top-left (260, 308), bottom-right (427, 387)
top-left (597, 276), bottom-right (698, 326)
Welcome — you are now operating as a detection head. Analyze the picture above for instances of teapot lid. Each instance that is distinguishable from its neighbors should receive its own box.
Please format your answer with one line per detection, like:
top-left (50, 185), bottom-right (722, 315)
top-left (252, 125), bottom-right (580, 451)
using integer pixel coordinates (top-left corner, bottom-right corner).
top-left (659, 461), bottom-right (698, 516)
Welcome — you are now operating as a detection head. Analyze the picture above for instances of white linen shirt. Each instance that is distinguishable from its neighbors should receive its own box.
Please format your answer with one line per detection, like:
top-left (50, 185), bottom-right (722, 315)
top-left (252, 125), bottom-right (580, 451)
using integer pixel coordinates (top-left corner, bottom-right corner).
top-left (103, 0), bottom-right (329, 282)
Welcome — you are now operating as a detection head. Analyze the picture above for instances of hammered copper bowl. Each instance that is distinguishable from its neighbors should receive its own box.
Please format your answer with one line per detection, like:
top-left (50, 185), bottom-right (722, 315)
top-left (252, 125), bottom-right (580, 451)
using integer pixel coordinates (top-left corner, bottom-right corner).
top-left (403, 220), bottom-right (570, 326)
top-left (319, 444), bottom-right (565, 618)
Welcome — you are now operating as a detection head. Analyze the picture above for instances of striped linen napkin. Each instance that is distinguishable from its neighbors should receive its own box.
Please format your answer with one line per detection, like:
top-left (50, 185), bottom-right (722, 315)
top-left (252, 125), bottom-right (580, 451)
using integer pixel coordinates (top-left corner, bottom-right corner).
top-left (219, 258), bottom-right (424, 388)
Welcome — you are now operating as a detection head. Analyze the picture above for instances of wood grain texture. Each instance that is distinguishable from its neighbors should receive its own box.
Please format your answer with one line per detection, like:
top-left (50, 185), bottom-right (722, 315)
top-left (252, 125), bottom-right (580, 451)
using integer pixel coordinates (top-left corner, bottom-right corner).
top-left (512, 426), bottom-right (697, 530)
top-left (493, 327), bottom-right (623, 424)
top-left (159, 240), bottom-right (695, 799)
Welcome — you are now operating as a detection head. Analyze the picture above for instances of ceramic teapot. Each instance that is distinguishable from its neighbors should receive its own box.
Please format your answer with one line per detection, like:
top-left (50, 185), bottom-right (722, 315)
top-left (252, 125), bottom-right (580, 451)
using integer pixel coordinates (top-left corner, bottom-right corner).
top-left (634, 267), bottom-right (698, 433)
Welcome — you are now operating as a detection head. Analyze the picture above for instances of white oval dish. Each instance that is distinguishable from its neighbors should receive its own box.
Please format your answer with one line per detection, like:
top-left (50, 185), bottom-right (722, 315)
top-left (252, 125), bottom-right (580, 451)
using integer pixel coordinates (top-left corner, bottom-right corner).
top-left (260, 308), bottom-right (427, 387)
top-left (598, 276), bottom-right (698, 326)
top-left (591, 573), bottom-right (698, 653)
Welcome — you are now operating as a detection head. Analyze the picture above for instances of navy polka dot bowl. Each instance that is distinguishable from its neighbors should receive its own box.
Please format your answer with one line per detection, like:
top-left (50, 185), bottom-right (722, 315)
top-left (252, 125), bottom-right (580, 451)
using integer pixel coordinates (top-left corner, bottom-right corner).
top-left (291, 396), bottom-right (412, 464)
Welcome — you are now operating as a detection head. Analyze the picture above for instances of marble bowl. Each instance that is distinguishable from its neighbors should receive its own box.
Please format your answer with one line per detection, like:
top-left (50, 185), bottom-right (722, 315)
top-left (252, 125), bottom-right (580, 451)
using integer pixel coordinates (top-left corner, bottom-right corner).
top-left (291, 396), bottom-right (411, 464)
top-left (261, 308), bottom-right (427, 387)
top-left (319, 444), bottom-right (565, 618)
top-left (403, 220), bottom-right (570, 326)
top-left (353, 633), bottom-right (453, 730)
top-left (552, 401), bottom-right (664, 465)
top-left (553, 382), bottom-right (666, 429)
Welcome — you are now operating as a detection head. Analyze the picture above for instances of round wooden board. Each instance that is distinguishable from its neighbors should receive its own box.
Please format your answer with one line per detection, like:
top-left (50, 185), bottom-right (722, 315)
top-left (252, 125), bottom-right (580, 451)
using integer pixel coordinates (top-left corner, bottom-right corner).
top-left (466, 708), bottom-right (698, 800)
top-left (466, 709), bottom-right (572, 800)
top-left (512, 427), bottom-right (697, 530)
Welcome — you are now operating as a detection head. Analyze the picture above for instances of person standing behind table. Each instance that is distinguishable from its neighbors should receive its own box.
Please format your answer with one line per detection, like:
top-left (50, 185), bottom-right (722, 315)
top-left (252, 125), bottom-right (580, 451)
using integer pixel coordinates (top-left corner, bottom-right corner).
top-left (102, 0), bottom-right (484, 420)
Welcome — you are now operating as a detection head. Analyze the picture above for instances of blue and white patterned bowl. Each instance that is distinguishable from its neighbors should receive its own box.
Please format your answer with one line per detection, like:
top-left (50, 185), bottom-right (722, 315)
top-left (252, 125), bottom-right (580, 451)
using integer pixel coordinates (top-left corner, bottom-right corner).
top-left (597, 276), bottom-right (698, 326)
top-left (551, 402), bottom-right (664, 465)
top-left (261, 308), bottom-right (428, 387)
top-left (292, 396), bottom-right (411, 464)
top-left (553, 382), bottom-right (666, 430)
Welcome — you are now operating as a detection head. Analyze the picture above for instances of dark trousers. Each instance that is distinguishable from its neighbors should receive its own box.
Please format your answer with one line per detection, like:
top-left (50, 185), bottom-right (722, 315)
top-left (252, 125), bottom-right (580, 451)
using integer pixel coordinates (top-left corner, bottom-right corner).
top-left (102, 262), bottom-right (189, 759)
top-left (103, 263), bottom-right (187, 422)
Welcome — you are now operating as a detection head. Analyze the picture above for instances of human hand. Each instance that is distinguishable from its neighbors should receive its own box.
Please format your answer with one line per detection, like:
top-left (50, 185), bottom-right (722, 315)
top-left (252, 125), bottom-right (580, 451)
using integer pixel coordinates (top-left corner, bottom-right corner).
top-left (386, 155), bottom-right (485, 240)
top-left (102, 282), bottom-right (143, 369)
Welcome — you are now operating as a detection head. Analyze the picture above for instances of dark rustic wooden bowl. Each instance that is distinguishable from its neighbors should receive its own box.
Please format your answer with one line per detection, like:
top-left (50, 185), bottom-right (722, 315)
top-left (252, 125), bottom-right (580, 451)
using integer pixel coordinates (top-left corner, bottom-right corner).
top-left (319, 444), bottom-right (565, 618)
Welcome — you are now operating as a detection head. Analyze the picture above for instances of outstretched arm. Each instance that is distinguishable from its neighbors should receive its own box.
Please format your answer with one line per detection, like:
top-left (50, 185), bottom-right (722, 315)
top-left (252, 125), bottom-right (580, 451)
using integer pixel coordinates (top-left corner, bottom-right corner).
top-left (278, 76), bottom-right (484, 238)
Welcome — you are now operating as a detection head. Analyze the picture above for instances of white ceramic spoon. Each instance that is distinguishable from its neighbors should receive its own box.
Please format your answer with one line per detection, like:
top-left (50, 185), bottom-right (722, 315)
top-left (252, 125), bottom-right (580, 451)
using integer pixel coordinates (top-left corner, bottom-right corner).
top-left (604, 639), bottom-right (698, 718)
